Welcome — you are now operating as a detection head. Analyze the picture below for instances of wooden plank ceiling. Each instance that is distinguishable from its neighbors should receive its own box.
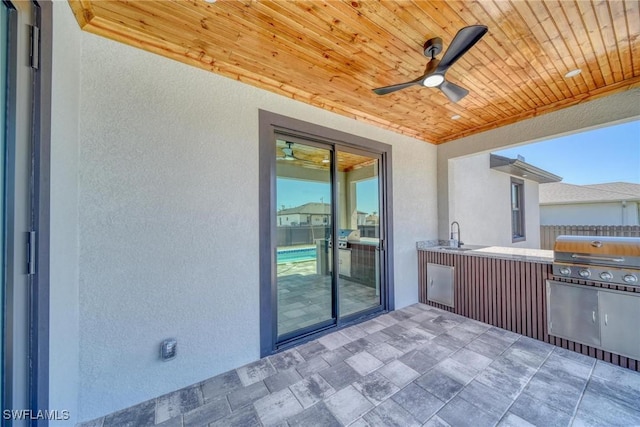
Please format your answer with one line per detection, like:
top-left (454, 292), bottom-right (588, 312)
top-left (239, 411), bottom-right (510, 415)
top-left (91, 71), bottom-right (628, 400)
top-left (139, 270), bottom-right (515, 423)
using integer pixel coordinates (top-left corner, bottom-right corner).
top-left (68, 0), bottom-right (640, 145)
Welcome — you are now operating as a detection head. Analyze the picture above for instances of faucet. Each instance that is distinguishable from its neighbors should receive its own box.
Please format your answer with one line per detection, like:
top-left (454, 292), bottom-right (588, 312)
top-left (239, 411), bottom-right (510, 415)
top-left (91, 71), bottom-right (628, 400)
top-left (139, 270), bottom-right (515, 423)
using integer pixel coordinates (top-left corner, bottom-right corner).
top-left (450, 221), bottom-right (463, 248)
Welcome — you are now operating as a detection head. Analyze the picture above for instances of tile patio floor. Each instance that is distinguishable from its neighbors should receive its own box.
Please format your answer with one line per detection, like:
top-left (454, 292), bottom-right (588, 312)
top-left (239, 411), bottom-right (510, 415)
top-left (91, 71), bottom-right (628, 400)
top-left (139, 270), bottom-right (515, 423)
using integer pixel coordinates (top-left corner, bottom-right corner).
top-left (81, 304), bottom-right (640, 427)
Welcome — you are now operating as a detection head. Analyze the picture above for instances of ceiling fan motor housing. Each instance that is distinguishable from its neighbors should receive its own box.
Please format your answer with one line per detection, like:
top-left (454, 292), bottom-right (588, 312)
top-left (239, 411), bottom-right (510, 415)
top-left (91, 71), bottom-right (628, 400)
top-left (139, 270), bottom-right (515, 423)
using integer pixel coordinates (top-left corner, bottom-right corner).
top-left (423, 37), bottom-right (443, 58)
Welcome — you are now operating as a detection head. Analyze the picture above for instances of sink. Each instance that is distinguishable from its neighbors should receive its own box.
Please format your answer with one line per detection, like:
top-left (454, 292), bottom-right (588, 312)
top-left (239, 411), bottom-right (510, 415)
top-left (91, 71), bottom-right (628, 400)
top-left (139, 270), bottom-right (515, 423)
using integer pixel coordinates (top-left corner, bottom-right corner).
top-left (439, 246), bottom-right (473, 252)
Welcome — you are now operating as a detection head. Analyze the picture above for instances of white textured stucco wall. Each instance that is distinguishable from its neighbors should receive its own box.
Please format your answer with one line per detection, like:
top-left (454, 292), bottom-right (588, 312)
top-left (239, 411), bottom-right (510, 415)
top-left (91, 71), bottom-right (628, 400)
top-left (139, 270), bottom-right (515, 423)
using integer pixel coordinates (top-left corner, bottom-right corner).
top-left (58, 7), bottom-right (437, 421)
top-left (541, 201), bottom-right (640, 226)
top-left (449, 153), bottom-right (540, 248)
top-left (49, 2), bottom-right (81, 424)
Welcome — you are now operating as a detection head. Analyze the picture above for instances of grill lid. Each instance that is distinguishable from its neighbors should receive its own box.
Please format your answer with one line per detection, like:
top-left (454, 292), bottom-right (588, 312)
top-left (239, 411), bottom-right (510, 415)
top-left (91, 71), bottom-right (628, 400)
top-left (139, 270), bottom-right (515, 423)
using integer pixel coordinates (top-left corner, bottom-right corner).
top-left (554, 235), bottom-right (640, 269)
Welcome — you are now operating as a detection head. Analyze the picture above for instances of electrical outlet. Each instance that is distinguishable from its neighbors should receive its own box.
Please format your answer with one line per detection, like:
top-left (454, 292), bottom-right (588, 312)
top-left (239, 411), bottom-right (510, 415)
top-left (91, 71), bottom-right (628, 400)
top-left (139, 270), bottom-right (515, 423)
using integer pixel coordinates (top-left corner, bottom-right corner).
top-left (160, 338), bottom-right (177, 361)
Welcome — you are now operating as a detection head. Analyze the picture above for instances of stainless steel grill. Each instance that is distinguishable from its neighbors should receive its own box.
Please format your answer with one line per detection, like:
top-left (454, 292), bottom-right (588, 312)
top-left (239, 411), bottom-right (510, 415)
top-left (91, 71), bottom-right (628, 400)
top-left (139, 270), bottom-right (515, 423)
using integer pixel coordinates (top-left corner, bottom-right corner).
top-left (553, 235), bottom-right (640, 287)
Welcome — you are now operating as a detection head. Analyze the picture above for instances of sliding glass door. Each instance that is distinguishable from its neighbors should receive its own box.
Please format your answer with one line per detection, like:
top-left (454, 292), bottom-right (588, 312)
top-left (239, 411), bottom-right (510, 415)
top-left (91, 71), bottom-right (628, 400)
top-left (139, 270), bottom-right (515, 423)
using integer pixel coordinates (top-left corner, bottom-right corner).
top-left (274, 135), bottom-right (385, 343)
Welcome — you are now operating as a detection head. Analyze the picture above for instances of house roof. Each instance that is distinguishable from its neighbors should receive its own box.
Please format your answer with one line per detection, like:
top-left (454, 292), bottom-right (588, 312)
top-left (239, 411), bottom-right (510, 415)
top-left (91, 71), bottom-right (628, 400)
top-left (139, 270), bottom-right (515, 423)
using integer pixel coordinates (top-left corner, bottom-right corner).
top-left (539, 182), bottom-right (640, 205)
top-left (278, 203), bottom-right (331, 216)
top-left (68, 1), bottom-right (640, 145)
top-left (490, 154), bottom-right (562, 184)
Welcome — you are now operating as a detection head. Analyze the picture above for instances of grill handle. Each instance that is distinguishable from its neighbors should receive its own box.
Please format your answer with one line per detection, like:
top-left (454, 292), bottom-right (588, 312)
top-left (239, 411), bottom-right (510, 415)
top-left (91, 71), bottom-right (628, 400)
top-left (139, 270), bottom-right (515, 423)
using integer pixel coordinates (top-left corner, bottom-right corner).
top-left (571, 254), bottom-right (625, 263)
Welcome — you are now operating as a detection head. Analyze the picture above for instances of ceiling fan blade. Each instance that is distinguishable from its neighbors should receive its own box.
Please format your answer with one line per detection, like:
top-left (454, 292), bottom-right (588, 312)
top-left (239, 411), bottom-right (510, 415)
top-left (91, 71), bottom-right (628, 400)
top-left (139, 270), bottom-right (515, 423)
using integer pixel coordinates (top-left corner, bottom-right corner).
top-left (439, 80), bottom-right (469, 103)
top-left (438, 25), bottom-right (488, 71)
top-left (372, 75), bottom-right (425, 95)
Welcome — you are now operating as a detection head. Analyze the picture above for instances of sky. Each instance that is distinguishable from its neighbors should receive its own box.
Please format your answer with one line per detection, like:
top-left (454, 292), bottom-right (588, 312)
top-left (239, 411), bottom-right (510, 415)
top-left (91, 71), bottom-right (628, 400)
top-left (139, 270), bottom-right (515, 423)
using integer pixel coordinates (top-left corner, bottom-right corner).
top-left (494, 120), bottom-right (640, 185)
top-left (277, 119), bottom-right (640, 213)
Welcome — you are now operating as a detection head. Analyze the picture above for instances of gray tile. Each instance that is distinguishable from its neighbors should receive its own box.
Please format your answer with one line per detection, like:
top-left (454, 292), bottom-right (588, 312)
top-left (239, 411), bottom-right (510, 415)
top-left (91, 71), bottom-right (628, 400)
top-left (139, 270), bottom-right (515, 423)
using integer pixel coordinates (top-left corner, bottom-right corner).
top-left (576, 388), bottom-right (640, 425)
top-left (509, 393), bottom-right (571, 427)
top-left (539, 351), bottom-right (593, 381)
top-left (345, 351), bottom-right (383, 376)
top-left (368, 342), bottom-right (404, 363)
top-left (431, 315), bottom-right (462, 330)
top-left (103, 400), bottom-right (155, 427)
top-left (382, 323), bottom-right (408, 338)
top-left (78, 418), bottom-right (104, 427)
top-left (389, 310), bottom-right (414, 321)
top-left (201, 370), bottom-right (244, 401)
top-left (431, 333), bottom-right (466, 351)
top-left (437, 395), bottom-right (501, 427)
top-left (209, 404), bottom-right (261, 427)
top-left (287, 402), bottom-right (341, 427)
top-left (415, 369), bottom-right (464, 402)
top-left (586, 372), bottom-right (640, 410)
top-left (490, 354), bottom-right (537, 382)
top-left (434, 358), bottom-right (479, 385)
top-left (391, 383), bottom-right (445, 423)
top-left (156, 385), bottom-right (204, 423)
top-left (344, 337), bottom-right (375, 354)
top-left (321, 346), bottom-right (353, 365)
top-left (401, 327), bottom-right (436, 344)
top-left (155, 416), bottom-right (182, 427)
top-left (340, 325), bottom-right (368, 341)
top-left (475, 331), bottom-right (513, 352)
top-left (296, 340), bottom-right (328, 360)
top-left (465, 337), bottom-right (507, 359)
top-left (450, 348), bottom-right (493, 370)
top-left (592, 360), bottom-right (640, 390)
top-left (509, 336), bottom-right (553, 360)
top-left (458, 319), bottom-right (492, 335)
top-left (319, 360), bottom-right (362, 390)
top-left (497, 412), bottom-right (536, 427)
top-left (236, 358), bottom-right (277, 386)
top-left (296, 355), bottom-right (330, 377)
top-left (269, 349), bottom-right (305, 371)
top-left (475, 365), bottom-right (527, 400)
top-left (423, 415), bottom-right (452, 427)
top-left (324, 385), bottom-right (374, 426)
top-left (445, 326), bottom-right (481, 344)
top-left (352, 371), bottom-right (400, 405)
top-left (183, 397), bottom-right (231, 427)
top-left (375, 314), bottom-right (400, 327)
top-left (399, 349), bottom-right (439, 374)
top-left (363, 398), bottom-right (421, 427)
top-left (552, 346), bottom-right (597, 367)
top-left (417, 342), bottom-right (455, 361)
top-left (522, 370), bottom-right (584, 414)
top-left (386, 335), bottom-right (419, 354)
top-left (253, 388), bottom-right (303, 426)
top-left (363, 330), bottom-right (392, 344)
top-left (457, 379), bottom-right (514, 417)
top-left (419, 319), bottom-right (448, 336)
top-left (263, 368), bottom-right (302, 393)
top-left (500, 346), bottom-right (546, 370)
top-left (485, 326), bottom-right (520, 343)
top-left (289, 373), bottom-right (336, 408)
top-left (378, 360), bottom-right (420, 387)
top-left (359, 319), bottom-right (387, 334)
top-left (228, 381), bottom-right (269, 411)
top-left (318, 331), bottom-right (352, 350)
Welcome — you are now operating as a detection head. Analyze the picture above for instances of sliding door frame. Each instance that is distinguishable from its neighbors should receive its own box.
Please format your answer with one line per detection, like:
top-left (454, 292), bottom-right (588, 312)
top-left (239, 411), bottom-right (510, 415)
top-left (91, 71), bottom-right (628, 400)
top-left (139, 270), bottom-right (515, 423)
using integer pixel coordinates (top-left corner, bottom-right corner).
top-left (259, 110), bottom-right (394, 357)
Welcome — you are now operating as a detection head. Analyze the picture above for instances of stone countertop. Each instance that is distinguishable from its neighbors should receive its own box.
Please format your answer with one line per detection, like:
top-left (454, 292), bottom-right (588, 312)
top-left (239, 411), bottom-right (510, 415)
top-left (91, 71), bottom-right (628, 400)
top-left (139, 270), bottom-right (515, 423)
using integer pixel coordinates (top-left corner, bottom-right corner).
top-left (417, 240), bottom-right (553, 264)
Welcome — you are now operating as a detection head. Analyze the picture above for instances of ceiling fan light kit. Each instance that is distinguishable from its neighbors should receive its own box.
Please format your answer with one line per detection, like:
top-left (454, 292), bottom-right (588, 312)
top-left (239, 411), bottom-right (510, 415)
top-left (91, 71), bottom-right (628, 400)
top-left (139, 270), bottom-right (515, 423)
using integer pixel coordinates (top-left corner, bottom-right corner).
top-left (373, 25), bottom-right (488, 103)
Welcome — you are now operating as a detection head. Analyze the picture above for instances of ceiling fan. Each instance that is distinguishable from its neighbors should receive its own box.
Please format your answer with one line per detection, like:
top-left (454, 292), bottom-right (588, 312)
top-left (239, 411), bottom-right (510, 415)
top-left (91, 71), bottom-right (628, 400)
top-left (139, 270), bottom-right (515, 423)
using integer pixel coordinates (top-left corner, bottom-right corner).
top-left (372, 25), bottom-right (488, 102)
top-left (277, 141), bottom-right (310, 162)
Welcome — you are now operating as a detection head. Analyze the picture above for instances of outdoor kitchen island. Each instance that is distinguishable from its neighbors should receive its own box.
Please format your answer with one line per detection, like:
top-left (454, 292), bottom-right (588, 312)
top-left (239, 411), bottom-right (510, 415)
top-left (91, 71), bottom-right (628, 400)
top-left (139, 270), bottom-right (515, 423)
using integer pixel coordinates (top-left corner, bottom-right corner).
top-left (417, 241), bottom-right (640, 371)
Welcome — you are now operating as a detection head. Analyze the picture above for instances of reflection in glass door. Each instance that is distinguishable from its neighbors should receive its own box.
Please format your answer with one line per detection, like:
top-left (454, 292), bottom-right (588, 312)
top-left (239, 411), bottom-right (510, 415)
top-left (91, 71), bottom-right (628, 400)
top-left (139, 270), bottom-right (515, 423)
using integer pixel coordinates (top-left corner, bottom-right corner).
top-left (276, 139), bottom-right (334, 339)
top-left (274, 136), bottom-right (385, 343)
top-left (337, 151), bottom-right (381, 316)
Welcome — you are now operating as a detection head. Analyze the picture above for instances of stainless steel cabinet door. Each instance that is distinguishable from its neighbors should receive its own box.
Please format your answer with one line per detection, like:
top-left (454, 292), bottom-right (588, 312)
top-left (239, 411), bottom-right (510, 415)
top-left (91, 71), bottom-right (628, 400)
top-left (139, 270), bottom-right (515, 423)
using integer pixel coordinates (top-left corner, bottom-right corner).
top-left (427, 263), bottom-right (454, 308)
top-left (600, 291), bottom-right (640, 360)
top-left (547, 281), bottom-right (600, 347)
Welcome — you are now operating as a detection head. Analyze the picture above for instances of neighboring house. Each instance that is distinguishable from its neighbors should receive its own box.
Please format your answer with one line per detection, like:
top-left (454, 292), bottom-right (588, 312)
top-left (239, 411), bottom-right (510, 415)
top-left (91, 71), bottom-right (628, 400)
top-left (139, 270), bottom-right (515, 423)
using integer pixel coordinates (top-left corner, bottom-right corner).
top-left (540, 182), bottom-right (640, 225)
top-left (449, 153), bottom-right (561, 249)
top-left (277, 202), bottom-right (331, 226)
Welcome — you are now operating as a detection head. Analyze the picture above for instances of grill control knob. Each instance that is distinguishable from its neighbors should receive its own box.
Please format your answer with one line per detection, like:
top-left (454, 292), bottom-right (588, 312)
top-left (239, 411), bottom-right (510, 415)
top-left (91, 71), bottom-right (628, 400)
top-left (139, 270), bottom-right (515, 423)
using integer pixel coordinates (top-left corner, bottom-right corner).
top-left (599, 272), bottom-right (613, 281)
top-left (559, 267), bottom-right (571, 276)
top-left (623, 274), bottom-right (638, 284)
top-left (578, 269), bottom-right (591, 278)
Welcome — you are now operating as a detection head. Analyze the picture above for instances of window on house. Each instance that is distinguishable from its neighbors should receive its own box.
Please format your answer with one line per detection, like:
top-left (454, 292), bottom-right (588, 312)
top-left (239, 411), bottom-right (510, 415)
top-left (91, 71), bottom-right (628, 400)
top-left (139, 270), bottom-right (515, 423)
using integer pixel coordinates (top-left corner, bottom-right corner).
top-left (511, 178), bottom-right (525, 242)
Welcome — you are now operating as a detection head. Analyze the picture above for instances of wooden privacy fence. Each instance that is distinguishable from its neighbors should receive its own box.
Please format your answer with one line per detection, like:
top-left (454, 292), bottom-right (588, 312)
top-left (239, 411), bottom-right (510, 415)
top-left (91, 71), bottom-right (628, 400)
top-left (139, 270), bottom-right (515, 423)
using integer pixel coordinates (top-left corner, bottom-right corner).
top-left (540, 225), bottom-right (640, 250)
